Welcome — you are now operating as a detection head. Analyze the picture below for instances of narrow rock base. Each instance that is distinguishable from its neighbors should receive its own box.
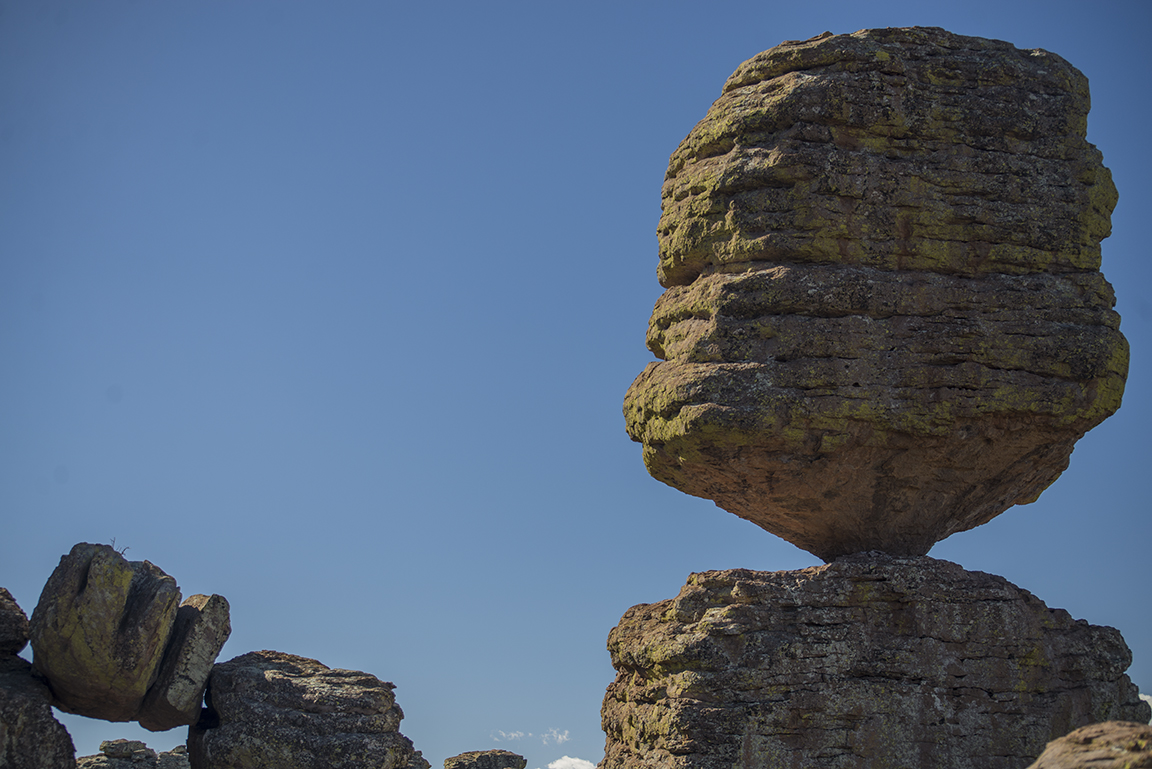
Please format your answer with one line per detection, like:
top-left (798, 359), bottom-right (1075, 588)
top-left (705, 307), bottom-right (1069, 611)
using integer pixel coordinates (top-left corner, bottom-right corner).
top-left (600, 555), bottom-right (1149, 769)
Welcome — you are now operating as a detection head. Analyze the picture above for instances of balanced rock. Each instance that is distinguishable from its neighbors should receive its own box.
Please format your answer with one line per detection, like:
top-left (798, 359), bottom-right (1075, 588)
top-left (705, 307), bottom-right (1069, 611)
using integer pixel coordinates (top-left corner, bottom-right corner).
top-left (0, 655), bottom-right (76, 769)
top-left (139, 594), bottom-right (232, 732)
top-left (0, 587), bottom-right (30, 657)
top-left (77, 740), bottom-right (191, 769)
top-left (624, 27), bottom-right (1127, 560)
top-left (443, 750), bottom-right (527, 769)
top-left (600, 555), bottom-right (1149, 769)
top-left (1026, 721), bottom-right (1152, 768)
top-left (29, 543), bottom-right (181, 720)
top-left (189, 650), bottom-right (429, 769)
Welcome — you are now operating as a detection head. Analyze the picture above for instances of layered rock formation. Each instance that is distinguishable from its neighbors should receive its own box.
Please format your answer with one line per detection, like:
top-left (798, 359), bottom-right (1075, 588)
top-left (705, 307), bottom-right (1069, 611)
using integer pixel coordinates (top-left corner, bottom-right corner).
top-left (600, 555), bottom-right (1149, 769)
top-left (188, 650), bottom-right (429, 769)
top-left (443, 750), bottom-right (527, 769)
top-left (1026, 721), bottom-right (1152, 768)
top-left (623, 27), bottom-right (1127, 560)
top-left (28, 543), bottom-right (231, 730)
top-left (0, 588), bottom-right (75, 769)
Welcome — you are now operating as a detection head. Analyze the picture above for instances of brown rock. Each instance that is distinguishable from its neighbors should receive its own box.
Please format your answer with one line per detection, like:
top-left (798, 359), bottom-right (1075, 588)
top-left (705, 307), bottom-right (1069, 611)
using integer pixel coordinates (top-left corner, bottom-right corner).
top-left (1026, 721), bottom-right (1152, 768)
top-left (443, 750), bottom-right (527, 769)
top-left (0, 655), bottom-right (76, 769)
top-left (188, 650), bottom-right (429, 769)
top-left (29, 543), bottom-right (181, 721)
top-left (139, 594), bottom-right (231, 732)
top-left (0, 587), bottom-right (30, 657)
top-left (600, 555), bottom-right (1150, 769)
top-left (624, 27), bottom-right (1127, 560)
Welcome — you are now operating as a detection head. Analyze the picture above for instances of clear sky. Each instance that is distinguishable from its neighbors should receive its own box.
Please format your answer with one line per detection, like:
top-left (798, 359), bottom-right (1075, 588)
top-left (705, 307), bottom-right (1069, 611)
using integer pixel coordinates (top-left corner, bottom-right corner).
top-left (2, 2), bottom-right (1149, 767)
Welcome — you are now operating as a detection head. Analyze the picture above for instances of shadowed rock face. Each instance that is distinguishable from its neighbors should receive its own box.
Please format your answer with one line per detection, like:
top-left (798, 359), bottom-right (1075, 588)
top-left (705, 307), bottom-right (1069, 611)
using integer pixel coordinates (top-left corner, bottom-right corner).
top-left (600, 555), bottom-right (1150, 769)
top-left (624, 27), bottom-right (1127, 561)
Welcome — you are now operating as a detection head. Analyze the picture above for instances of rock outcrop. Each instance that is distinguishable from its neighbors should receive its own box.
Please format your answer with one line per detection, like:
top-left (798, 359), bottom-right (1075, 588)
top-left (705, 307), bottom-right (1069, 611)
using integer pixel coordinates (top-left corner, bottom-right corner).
top-left (29, 543), bottom-right (182, 721)
top-left (443, 750), bottom-right (527, 769)
top-left (600, 555), bottom-right (1149, 769)
top-left (0, 588), bottom-right (75, 769)
top-left (139, 594), bottom-right (231, 732)
top-left (77, 740), bottom-right (190, 769)
top-left (188, 650), bottom-right (429, 769)
top-left (1026, 721), bottom-right (1152, 768)
top-left (623, 27), bottom-right (1127, 560)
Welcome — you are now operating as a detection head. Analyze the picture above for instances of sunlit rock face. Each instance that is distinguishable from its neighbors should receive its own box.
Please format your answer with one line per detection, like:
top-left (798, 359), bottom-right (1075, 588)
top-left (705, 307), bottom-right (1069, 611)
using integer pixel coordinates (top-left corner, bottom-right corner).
top-left (624, 27), bottom-right (1127, 561)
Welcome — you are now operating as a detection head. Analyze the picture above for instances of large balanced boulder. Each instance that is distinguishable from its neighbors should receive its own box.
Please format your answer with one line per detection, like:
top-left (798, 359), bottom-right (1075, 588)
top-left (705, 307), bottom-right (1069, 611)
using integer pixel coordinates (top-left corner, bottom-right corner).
top-left (600, 554), bottom-right (1149, 769)
top-left (624, 27), bottom-right (1127, 560)
top-left (1026, 721), bottom-right (1152, 768)
top-left (0, 587), bottom-right (30, 657)
top-left (29, 543), bottom-right (181, 720)
top-left (189, 650), bottom-right (429, 769)
top-left (0, 655), bottom-right (76, 769)
top-left (139, 594), bottom-right (231, 731)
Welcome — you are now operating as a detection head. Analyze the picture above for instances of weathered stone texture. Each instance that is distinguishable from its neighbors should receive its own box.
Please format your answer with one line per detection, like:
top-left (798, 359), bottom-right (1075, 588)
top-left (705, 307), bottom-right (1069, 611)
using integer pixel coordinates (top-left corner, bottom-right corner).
top-left (188, 650), bottom-right (428, 769)
top-left (624, 27), bottom-right (1127, 560)
top-left (600, 555), bottom-right (1149, 769)
top-left (0, 655), bottom-right (76, 769)
top-left (77, 740), bottom-right (190, 769)
top-left (1026, 721), bottom-right (1152, 768)
top-left (139, 594), bottom-right (231, 732)
top-left (0, 587), bottom-right (30, 657)
top-left (443, 750), bottom-right (527, 769)
top-left (29, 543), bottom-right (181, 721)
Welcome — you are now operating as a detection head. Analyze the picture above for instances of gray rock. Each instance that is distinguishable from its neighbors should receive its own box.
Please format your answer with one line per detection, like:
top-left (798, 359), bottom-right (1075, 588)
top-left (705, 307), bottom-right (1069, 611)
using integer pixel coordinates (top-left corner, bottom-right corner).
top-left (0, 587), bottom-right (29, 657)
top-left (30, 543), bottom-right (181, 721)
top-left (601, 555), bottom-right (1150, 769)
top-left (443, 750), bottom-right (527, 769)
top-left (139, 594), bottom-right (231, 731)
top-left (0, 655), bottom-right (76, 769)
top-left (76, 740), bottom-right (190, 769)
top-left (188, 650), bottom-right (427, 769)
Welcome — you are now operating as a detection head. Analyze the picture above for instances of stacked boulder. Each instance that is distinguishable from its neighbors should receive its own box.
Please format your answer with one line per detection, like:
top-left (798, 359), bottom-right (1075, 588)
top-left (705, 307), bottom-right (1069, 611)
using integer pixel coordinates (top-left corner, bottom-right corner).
top-left (77, 740), bottom-right (189, 769)
top-left (610, 26), bottom-right (1145, 768)
top-left (28, 543), bottom-right (231, 730)
top-left (0, 586), bottom-right (75, 768)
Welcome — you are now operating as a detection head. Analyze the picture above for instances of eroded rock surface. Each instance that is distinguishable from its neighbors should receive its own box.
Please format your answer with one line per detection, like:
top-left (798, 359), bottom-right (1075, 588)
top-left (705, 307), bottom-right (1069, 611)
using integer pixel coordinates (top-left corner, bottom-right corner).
top-left (188, 650), bottom-right (428, 769)
top-left (624, 27), bottom-right (1127, 560)
top-left (600, 555), bottom-right (1149, 769)
top-left (1026, 721), bottom-right (1152, 768)
top-left (29, 543), bottom-right (181, 721)
top-left (0, 655), bottom-right (76, 769)
top-left (77, 740), bottom-right (190, 769)
top-left (443, 750), bottom-right (527, 769)
top-left (0, 587), bottom-right (29, 657)
top-left (139, 594), bottom-right (231, 732)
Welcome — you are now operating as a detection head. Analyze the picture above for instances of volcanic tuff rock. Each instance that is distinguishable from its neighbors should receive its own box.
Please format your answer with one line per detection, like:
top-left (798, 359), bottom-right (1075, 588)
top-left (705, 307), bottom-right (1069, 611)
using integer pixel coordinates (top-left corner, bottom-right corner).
top-left (188, 650), bottom-right (429, 769)
top-left (443, 750), bottom-right (527, 769)
top-left (623, 27), bottom-right (1127, 560)
top-left (1026, 721), bottom-right (1152, 768)
top-left (139, 594), bottom-right (231, 732)
top-left (0, 655), bottom-right (76, 769)
top-left (0, 587), bottom-right (29, 657)
top-left (29, 543), bottom-right (181, 721)
top-left (600, 555), bottom-right (1149, 769)
top-left (77, 740), bottom-right (190, 769)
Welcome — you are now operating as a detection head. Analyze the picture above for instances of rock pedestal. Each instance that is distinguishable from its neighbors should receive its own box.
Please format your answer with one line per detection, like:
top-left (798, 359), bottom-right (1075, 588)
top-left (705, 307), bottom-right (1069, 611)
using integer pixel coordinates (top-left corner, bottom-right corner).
top-left (189, 650), bottom-right (428, 769)
top-left (623, 27), bottom-right (1127, 560)
top-left (600, 555), bottom-right (1149, 769)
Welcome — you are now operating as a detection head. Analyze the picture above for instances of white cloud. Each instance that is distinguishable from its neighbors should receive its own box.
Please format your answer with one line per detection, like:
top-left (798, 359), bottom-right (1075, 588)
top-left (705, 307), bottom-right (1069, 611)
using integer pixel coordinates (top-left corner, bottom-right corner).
top-left (546, 758), bottom-right (595, 769)
top-left (542, 729), bottom-right (570, 745)
top-left (492, 730), bottom-right (526, 742)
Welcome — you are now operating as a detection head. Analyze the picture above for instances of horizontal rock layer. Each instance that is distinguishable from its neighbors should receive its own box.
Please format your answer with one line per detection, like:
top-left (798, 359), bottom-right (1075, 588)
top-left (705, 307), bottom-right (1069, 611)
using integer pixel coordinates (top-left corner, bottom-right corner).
top-left (600, 555), bottom-right (1149, 769)
top-left (625, 27), bottom-right (1127, 559)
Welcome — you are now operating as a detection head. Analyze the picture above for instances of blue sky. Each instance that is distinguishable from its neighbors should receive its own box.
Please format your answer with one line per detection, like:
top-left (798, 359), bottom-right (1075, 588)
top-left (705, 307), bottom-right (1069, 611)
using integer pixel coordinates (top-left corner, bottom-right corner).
top-left (2, 2), bottom-right (1149, 767)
